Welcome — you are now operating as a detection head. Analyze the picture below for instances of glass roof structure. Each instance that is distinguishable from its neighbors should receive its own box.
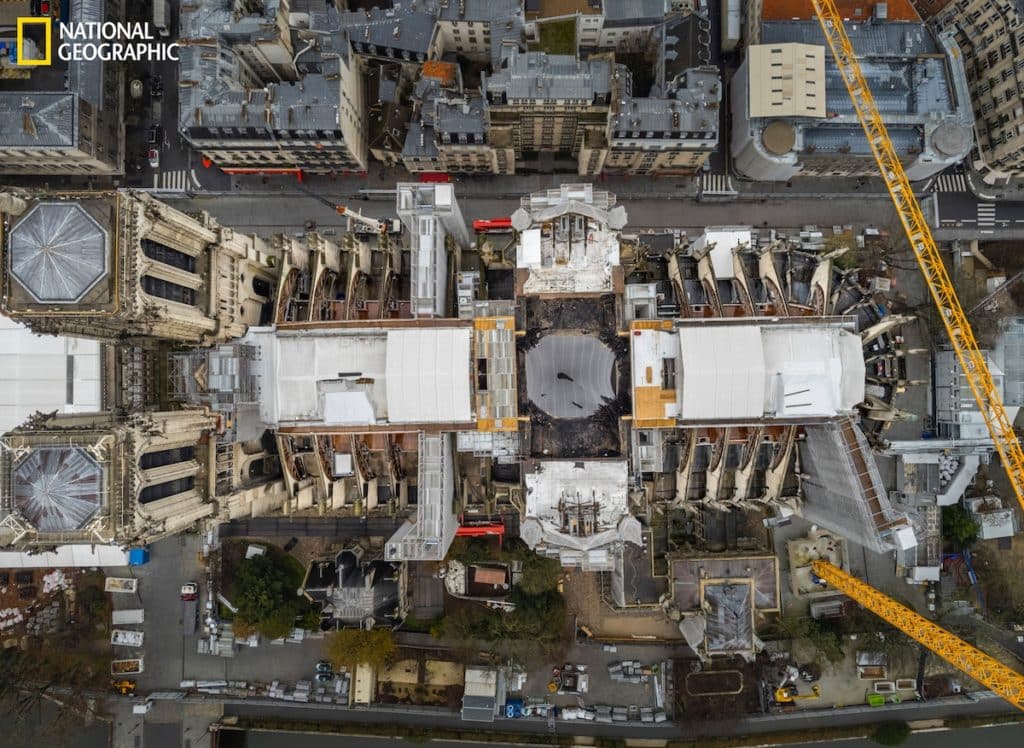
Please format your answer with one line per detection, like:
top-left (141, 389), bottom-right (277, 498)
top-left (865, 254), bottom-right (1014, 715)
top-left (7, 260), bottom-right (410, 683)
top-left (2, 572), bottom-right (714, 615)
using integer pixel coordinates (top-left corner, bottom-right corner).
top-left (13, 447), bottom-right (103, 532)
top-left (9, 203), bottom-right (108, 303)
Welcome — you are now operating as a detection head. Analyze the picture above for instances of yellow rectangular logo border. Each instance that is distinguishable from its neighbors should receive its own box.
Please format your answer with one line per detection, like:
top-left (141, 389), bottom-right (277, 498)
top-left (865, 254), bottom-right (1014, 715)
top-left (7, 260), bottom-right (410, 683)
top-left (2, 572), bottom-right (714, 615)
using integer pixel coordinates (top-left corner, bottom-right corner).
top-left (16, 17), bottom-right (52, 67)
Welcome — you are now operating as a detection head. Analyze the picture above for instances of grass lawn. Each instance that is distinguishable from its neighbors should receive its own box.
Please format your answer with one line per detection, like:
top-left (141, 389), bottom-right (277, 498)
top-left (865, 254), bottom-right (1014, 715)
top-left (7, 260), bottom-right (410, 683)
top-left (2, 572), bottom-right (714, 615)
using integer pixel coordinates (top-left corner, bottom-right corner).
top-left (534, 19), bottom-right (576, 55)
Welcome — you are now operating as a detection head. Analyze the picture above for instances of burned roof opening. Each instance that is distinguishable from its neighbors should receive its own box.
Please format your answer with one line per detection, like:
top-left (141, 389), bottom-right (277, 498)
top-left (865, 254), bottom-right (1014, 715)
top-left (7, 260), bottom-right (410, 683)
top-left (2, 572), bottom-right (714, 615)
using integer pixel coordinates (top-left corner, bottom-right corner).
top-left (519, 295), bottom-right (631, 458)
top-left (526, 334), bottom-right (616, 419)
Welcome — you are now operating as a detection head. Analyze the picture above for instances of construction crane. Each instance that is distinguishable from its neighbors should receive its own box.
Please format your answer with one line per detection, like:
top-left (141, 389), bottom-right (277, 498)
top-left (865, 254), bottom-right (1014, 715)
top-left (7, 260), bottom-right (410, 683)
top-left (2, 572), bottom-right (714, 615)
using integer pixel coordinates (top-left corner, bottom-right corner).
top-left (337, 204), bottom-right (401, 235)
top-left (802, 0), bottom-right (1024, 714)
top-left (809, 0), bottom-right (1024, 516)
top-left (812, 561), bottom-right (1024, 710)
top-left (293, 184), bottom-right (400, 234)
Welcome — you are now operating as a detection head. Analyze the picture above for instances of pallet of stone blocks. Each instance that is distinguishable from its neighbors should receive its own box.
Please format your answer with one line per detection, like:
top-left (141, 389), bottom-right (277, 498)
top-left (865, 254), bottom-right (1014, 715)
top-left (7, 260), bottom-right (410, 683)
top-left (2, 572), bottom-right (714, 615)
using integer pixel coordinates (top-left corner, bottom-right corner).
top-left (592, 704), bottom-right (665, 723)
top-left (607, 660), bottom-right (651, 684)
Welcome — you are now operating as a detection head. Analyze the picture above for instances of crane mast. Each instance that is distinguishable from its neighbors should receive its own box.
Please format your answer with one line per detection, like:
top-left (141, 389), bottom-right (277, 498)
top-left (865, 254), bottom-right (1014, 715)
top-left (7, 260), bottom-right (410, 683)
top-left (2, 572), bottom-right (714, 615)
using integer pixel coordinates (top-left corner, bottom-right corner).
top-left (809, 0), bottom-right (1024, 515)
top-left (812, 561), bottom-right (1024, 710)
top-left (803, 0), bottom-right (1024, 714)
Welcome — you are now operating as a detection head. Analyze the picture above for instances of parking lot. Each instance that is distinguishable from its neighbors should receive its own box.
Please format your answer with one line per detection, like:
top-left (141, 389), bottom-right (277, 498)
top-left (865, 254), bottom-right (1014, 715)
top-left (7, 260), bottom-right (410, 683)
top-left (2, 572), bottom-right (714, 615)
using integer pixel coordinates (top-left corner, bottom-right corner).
top-left (519, 641), bottom-right (679, 714)
top-left (113, 533), bottom-right (332, 692)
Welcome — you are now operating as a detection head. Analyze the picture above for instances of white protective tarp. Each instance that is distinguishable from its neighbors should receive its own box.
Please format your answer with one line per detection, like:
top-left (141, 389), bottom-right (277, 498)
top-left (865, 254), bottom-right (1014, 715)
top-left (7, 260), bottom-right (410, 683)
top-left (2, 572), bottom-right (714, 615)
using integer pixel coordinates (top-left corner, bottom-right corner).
top-left (385, 328), bottom-right (472, 423)
top-left (762, 326), bottom-right (865, 417)
top-left (0, 544), bottom-right (128, 568)
top-left (678, 325), bottom-right (765, 420)
top-left (678, 323), bottom-right (864, 421)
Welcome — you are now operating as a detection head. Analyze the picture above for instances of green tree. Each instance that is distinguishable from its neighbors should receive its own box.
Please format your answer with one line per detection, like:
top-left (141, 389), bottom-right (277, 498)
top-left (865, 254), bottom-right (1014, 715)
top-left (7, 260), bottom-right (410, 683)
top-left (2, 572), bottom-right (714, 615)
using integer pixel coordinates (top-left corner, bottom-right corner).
top-left (75, 586), bottom-right (106, 622)
top-left (871, 721), bottom-right (912, 745)
top-left (326, 628), bottom-right (397, 670)
top-left (942, 505), bottom-right (980, 548)
top-left (232, 552), bottom-right (306, 638)
top-left (517, 553), bottom-right (562, 596)
top-left (767, 615), bottom-right (844, 665)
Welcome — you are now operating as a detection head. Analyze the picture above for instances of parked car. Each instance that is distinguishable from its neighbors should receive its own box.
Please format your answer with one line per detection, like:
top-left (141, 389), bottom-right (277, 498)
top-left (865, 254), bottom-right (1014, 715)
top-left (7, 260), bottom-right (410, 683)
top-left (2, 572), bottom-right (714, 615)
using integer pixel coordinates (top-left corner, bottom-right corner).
top-left (147, 148), bottom-right (160, 169)
top-left (315, 660), bottom-right (332, 674)
top-left (315, 671), bottom-right (333, 684)
top-left (146, 125), bottom-right (161, 145)
top-left (180, 582), bottom-right (198, 601)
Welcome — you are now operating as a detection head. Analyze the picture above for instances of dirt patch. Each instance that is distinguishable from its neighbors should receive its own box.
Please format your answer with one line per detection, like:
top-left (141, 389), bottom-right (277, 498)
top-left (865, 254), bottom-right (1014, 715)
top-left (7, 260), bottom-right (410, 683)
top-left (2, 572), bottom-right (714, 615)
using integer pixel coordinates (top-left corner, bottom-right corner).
top-left (425, 659), bottom-right (464, 686)
top-left (686, 669), bottom-right (744, 695)
top-left (971, 537), bottom-right (1024, 620)
top-left (376, 650), bottom-right (465, 708)
top-left (563, 570), bottom-right (681, 640)
top-left (674, 659), bottom-right (764, 720)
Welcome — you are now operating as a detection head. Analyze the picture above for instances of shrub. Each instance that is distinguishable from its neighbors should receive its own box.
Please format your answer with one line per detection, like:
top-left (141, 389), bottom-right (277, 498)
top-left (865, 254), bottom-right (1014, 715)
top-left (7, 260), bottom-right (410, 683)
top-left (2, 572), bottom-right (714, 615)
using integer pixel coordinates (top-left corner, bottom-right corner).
top-left (871, 721), bottom-right (912, 746)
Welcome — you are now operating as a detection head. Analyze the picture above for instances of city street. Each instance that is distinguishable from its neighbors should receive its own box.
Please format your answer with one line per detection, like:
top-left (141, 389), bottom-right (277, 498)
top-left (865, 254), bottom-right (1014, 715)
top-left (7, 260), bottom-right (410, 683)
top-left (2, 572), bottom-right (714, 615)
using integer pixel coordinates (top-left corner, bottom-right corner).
top-left (219, 690), bottom-right (1020, 740)
top-left (166, 192), bottom-right (899, 235)
top-left (229, 723), bottom-right (1024, 748)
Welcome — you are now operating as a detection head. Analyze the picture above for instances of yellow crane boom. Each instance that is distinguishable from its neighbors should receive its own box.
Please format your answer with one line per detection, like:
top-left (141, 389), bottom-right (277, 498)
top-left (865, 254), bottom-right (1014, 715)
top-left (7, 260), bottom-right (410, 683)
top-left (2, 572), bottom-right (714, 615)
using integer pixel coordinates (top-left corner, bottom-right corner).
top-left (812, 561), bottom-right (1024, 710)
top-left (804, 0), bottom-right (1024, 713)
top-left (809, 0), bottom-right (1024, 515)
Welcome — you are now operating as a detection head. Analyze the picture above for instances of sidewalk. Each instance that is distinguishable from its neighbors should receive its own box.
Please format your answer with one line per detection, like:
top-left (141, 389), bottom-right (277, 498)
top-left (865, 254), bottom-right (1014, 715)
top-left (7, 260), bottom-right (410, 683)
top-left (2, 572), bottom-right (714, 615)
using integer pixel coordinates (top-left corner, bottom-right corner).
top-left (965, 163), bottom-right (1024, 202)
top-left (214, 168), bottom-right (699, 201)
top-left (111, 699), bottom-right (221, 748)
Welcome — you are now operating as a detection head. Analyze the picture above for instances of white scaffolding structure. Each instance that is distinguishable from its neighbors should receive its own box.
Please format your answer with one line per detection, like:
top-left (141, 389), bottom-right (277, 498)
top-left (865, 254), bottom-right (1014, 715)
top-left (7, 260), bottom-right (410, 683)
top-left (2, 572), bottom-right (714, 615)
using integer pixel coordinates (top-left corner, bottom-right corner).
top-left (385, 433), bottom-right (457, 561)
top-left (396, 183), bottom-right (470, 318)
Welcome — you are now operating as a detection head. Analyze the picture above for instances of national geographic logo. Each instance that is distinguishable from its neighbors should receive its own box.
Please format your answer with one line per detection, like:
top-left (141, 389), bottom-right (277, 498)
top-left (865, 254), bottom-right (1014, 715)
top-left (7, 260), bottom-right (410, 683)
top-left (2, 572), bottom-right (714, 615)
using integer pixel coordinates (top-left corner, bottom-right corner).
top-left (16, 19), bottom-right (179, 64)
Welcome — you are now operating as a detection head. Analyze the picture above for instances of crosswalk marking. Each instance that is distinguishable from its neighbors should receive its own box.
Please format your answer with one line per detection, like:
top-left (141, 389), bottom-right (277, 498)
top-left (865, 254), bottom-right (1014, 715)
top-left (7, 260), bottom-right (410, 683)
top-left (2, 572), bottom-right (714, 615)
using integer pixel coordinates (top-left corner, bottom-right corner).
top-left (700, 173), bottom-right (737, 195)
top-left (934, 173), bottom-right (968, 193)
top-left (157, 169), bottom-right (191, 191)
top-left (977, 202), bottom-right (997, 228)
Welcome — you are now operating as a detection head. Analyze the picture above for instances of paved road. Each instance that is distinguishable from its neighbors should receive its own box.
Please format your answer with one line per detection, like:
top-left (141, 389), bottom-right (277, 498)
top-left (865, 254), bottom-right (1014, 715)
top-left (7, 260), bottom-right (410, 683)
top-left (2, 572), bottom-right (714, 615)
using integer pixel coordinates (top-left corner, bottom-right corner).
top-left (220, 516), bottom-right (405, 538)
top-left (166, 193), bottom-right (899, 235)
top-left (221, 691), bottom-right (1019, 740)
top-left (933, 189), bottom-right (1024, 234)
top-left (225, 722), bottom-right (1024, 748)
top-left (789, 722), bottom-right (1024, 748)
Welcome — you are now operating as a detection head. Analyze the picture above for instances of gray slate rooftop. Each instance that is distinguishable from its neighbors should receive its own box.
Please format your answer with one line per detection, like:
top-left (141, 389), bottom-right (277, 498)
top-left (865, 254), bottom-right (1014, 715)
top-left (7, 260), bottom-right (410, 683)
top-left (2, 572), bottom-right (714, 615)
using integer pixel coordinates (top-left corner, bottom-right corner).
top-left (435, 96), bottom-right (487, 136)
top-left (602, 0), bottom-right (666, 24)
top-left (484, 50), bottom-right (612, 103)
top-left (0, 94), bottom-right (76, 148)
top-left (760, 20), bottom-right (952, 119)
top-left (0, 0), bottom-right (107, 149)
top-left (611, 67), bottom-right (720, 138)
top-left (334, 6), bottom-right (437, 56)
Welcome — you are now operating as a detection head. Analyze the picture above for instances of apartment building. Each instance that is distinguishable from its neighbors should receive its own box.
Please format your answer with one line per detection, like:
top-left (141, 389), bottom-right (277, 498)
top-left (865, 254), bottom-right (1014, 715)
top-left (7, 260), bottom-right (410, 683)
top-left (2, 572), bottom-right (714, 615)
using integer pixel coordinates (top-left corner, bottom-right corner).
top-left (734, 0), bottom-right (974, 180)
top-left (0, 0), bottom-right (124, 175)
top-left (178, 1), bottom-right (367, 174)
top-left (576, 0), bottom-right (669, 50)
top-left (400, 65), bottom-right (514, 175)
top-left (433, 0), bottom-right (524, 66)
top-left (913, 0), bottom-right (1024, 182)
top-left (482, 49), bottom-right (614, 175)
top-left (606, 65), bottom-right (720, 175)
